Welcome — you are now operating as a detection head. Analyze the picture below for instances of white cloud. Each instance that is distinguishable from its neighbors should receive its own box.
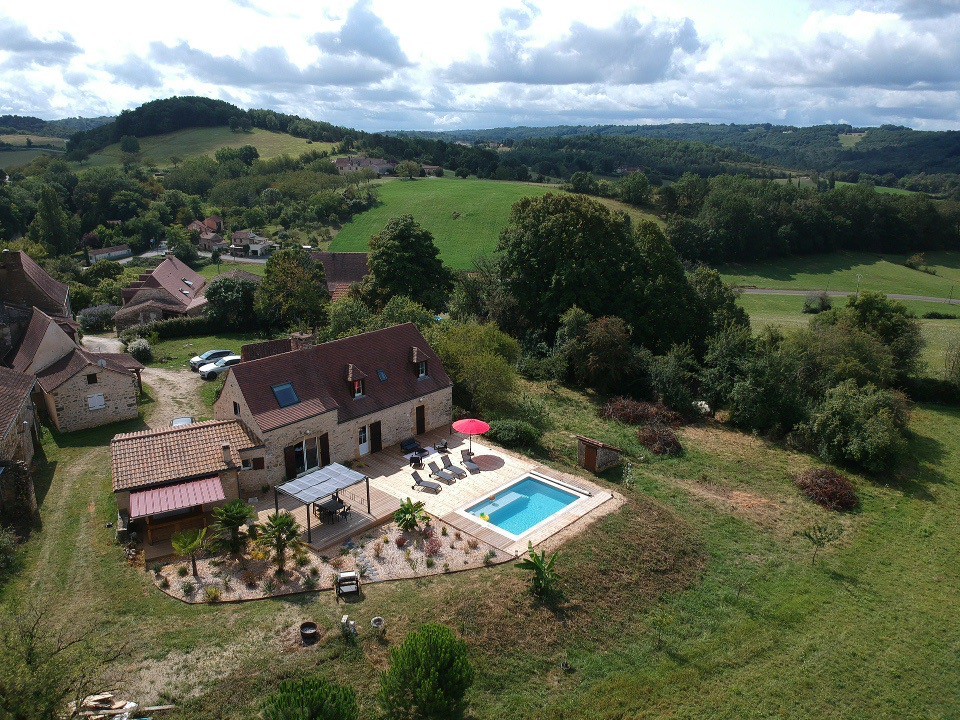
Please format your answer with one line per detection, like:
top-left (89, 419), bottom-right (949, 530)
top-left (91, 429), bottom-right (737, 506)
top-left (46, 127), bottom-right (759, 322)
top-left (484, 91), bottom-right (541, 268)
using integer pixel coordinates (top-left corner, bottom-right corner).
top-left (0, 0), bottom-right (957, 130)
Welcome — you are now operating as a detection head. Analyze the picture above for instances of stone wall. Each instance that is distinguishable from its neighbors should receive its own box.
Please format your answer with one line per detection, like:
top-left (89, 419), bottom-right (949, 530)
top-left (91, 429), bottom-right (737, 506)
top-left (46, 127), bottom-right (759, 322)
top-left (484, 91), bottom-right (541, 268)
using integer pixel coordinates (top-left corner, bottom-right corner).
top-left (47, 367), bottom-right (139, 432)
top-left (0, 395), bottom-right (37, 466)
top-left (216, 374), bottom-right (452, 495)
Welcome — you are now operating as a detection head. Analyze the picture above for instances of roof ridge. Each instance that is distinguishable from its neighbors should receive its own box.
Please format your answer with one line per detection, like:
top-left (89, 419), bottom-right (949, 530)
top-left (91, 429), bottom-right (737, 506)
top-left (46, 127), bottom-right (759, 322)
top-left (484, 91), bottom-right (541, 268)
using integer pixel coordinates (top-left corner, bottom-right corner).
top-left (111, 418), bottom-right (242, 442)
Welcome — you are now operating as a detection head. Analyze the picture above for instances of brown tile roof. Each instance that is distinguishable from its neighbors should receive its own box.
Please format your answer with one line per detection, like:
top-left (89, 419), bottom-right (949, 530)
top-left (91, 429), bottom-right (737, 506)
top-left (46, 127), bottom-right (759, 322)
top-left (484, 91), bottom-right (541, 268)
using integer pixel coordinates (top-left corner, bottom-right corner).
top-left (89, 244), bottom-right (131, 259)
top-left (139, 256), bottom-right (207, 308)
top-left (0, 250), bottom-right (69, 316)
top-left (95, 353), bottom-right (145, 372)
top-left (34, 348), bottom-right (136, 393)
top-left (230, 323), bottom-right (451, 433)
top-left (328, 282), bottom-right (354, 302)
top-left (10, 308), bottom-right (59, 373)
top-left (312, 252), bottom-right (369, 284)
top-left (240, 338), bottom-right (291, 362)
top-left (111, 419), bottom-right (262, 491)
top-left (0, 366), bottom-right (34, 440)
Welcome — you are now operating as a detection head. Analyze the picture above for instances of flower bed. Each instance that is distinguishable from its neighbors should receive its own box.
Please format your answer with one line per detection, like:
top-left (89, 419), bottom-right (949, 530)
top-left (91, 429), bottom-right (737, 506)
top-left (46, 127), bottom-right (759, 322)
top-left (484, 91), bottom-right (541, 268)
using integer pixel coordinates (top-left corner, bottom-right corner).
top-left (151, 518), bottom-right (508, 603)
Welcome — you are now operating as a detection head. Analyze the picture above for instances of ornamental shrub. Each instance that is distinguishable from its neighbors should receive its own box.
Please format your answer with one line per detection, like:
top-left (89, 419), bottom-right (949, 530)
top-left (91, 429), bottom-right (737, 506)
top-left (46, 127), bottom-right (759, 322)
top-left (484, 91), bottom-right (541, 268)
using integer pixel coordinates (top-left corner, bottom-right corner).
top-left (126, 338), bottom-right (153, 363)
top-left (487, 419), bottom-right (540, 448)
top-left (379, 624), bottom-right (474, 720)
top-left (794, 468), bottom-right (860, 511)
top-left (262, 676), bottom-right (358, 720)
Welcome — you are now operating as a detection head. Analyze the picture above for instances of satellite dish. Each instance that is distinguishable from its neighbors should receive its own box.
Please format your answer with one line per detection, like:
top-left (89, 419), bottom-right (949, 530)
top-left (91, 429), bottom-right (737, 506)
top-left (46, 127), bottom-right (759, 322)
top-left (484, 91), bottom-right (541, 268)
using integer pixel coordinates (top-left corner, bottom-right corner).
top-left (98, 359), bottom-right (107, 368)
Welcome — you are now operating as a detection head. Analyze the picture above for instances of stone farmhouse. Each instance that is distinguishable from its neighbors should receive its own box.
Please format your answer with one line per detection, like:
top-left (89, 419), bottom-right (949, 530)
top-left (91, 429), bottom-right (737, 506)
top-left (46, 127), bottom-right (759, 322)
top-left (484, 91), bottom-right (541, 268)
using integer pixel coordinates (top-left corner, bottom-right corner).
top-left (229, 230), bottom-right (273, 257)
top-left (311, 251), bottom-right (369, 301)
top-left (0, 366), bottom-right (39, 465)
top-left (214, 323), bottom-right (452, 497)
top-left (0, 248), bottom-right (73, 360)
top-left (11, 308), bottom-right (142, 432)
top-left (114, 254), bottom-right (208, 329)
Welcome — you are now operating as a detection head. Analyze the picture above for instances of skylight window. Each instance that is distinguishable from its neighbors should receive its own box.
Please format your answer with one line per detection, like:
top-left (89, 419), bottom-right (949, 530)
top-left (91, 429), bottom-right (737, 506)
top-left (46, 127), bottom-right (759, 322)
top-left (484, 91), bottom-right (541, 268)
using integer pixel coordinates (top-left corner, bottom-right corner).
top-left (272, 383), bottom-right (300, 408)
top-left (377, 369), bottom-right (388, 382)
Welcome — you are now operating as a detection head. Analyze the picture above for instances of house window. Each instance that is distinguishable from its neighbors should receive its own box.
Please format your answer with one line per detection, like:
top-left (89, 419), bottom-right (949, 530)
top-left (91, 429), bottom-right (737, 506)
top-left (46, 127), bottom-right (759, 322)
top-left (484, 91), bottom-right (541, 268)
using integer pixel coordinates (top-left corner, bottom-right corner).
top-left (289, 437), bottom-right (322, 476)
top-left (233, 401), bottom-right (240, 416)
top-left (86, 373), bottom-right (98, 385)
top-left (358, 425), bottom-right (368, 446)
top-left (417, 361), bottom-right (428, 378)
top-left (87, 393), bottom-right (105, 410)
top-left (242, 459), bottom-right (253, 470)
top-left (353, 379), bottom-right (365, 398)
top-left (271, 383), bottom-right (299, 408)
top-left (252, 457), bottom-right (265, 470)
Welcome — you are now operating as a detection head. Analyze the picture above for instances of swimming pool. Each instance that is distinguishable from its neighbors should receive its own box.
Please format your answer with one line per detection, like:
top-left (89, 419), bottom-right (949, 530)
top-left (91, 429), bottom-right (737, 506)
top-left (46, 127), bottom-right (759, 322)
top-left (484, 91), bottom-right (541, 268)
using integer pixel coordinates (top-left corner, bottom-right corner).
top-left (464, 476), bottom-right (581, 539)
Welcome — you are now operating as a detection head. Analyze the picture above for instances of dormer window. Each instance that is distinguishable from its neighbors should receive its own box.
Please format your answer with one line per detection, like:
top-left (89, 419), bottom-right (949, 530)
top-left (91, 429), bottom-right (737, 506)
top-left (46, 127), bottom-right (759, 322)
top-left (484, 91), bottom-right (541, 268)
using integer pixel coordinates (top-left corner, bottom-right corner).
top-left (377, 369), bottom-right (388, 382)
top-left (179, 288), bottom-right (190, 296)
top-left (182, 278), bottom-right (194, 287)
top-left (353, 379), bottom-right (365, 398)
top-left (417, 360), bottom-right (428, 378)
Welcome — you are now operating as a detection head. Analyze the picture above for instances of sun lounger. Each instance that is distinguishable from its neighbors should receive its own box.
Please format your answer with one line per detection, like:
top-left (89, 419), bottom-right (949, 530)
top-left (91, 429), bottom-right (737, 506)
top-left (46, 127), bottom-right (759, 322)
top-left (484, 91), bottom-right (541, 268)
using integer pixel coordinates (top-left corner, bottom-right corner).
top-left (441, 454), bottom-right (468, 478)
top-left (428, 460), bottom-right (457, 484)
top-left (461, 450), bottom-right (480, 473)
top-left (412, 471), bottom-right (442, 493)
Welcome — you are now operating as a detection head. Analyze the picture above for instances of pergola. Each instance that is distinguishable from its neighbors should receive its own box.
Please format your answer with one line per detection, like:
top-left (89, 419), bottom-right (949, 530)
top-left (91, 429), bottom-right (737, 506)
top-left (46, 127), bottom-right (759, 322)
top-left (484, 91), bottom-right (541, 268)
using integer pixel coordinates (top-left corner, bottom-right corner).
top-left (273, 463), bottom-right (371, 543)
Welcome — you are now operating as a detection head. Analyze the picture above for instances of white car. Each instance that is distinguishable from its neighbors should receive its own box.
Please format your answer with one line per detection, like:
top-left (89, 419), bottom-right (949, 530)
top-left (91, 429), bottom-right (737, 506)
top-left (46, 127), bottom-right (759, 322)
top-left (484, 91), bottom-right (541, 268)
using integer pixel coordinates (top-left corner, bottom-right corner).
top-left (199, 355), bottom-right (241, 380)
top-left (189, 349), bottom-right (232, 371)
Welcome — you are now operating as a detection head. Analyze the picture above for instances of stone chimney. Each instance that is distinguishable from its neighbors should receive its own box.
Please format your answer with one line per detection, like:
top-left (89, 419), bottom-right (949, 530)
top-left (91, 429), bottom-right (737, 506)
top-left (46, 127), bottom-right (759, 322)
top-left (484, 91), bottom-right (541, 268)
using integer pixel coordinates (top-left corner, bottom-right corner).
top-left (290, 331), bottom-right (315, 352)
top-left (165, 250), bottom-right (176, 259)
top-left (221, 442), bottom-right (232, 466)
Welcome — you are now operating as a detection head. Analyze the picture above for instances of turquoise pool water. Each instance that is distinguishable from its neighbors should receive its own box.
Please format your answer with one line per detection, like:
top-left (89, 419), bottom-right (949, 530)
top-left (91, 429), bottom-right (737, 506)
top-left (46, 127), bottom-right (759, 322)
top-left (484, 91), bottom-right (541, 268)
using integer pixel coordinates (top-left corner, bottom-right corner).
top-left (466, 477), bottom-right (579, 537)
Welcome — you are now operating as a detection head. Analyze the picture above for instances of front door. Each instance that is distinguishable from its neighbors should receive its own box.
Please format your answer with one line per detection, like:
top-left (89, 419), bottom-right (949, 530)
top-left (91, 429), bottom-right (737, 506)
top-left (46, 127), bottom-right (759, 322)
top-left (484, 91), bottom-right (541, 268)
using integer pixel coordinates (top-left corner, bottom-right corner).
top-left (358, 425), bottom-right (370, 455)
top-left (370, 421), bottom-right (382, 453)
top-left (583, 443), bottom-right (598, 472)
top-left (319, 433), bottom-right (330, 467)
top-left (415, 405), bottom-right (426, 435)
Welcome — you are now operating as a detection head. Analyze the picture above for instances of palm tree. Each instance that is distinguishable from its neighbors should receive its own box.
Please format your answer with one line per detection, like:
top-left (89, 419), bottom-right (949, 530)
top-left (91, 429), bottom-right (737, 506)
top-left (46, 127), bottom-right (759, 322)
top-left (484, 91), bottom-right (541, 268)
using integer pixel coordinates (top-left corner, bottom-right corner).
top-left (211, 499), bottom-right (257, 555)
top-left (172, 528), bottom-right (208, 578)
top-left (256, 513), bottom-right (302, 573)
top-left (516, 542), bottom-right (560, 601)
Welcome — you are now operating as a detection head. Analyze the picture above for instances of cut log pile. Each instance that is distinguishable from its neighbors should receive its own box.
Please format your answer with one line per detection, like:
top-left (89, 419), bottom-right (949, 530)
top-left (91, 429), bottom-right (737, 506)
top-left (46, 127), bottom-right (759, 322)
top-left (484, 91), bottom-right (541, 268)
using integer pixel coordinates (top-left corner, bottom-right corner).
top-left (68, 692), bottom-right (175, 719)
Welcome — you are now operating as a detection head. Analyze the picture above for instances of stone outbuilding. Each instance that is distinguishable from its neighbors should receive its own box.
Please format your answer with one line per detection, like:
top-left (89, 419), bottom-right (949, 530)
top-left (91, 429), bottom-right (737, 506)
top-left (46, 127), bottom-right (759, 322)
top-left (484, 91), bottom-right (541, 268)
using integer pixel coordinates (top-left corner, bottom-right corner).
top-left (0, 366), bottom-right (39, 466)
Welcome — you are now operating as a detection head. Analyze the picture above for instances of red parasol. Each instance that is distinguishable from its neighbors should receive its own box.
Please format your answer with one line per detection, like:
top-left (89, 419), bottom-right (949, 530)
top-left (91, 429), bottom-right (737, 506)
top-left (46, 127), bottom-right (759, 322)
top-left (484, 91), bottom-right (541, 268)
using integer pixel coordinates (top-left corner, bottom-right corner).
top-left (452, 418), bottom-right (491, 455)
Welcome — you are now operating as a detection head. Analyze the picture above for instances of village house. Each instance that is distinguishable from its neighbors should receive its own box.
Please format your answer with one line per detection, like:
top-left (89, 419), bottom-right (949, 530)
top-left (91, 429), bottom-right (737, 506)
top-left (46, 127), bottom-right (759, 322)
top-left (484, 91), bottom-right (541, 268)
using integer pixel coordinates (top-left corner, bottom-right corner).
top-left (214, 323), bottom-right (452, 496)
top-left (229, 230), bottom-right (273, 257)
top-left (198, 231), bottom-right (227, 252)
top-left (89, 244), bottom-right (132, 263)
top-left (111, 420), bottom-right (264, 546)
top-left (311, 251), bottom-right (369, 301)
top-left (10, 308), bottom-right (142, 432)
top-left (0, 366), bottom-right (39, 466)
top-left (333, 156), bottom-right (396, 175)
top-left (0, 249), bottom-right (73, 359)
top-left (114, 254), bottom-right (207, 329)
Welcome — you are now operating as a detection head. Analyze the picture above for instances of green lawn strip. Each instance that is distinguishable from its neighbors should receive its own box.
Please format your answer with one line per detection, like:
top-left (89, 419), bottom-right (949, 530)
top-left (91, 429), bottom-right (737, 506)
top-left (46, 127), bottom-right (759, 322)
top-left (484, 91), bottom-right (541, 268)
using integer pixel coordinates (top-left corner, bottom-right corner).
top-left (197, 261), bottom-right (267, 281)
top-left (737, 293), bottom-right (960, 376)
top-left (83, 128), bottom-right (330, 169)
top-left (148, 332), bottom-right (265, 370)
top-left (835, 180), bottom-right (916, 195)
top-left (719, 251), bottom-right (960, 298)
top-left (330, 178), bottom-right (660, 270)
top-left (7, 372), bottom-right (960, 718)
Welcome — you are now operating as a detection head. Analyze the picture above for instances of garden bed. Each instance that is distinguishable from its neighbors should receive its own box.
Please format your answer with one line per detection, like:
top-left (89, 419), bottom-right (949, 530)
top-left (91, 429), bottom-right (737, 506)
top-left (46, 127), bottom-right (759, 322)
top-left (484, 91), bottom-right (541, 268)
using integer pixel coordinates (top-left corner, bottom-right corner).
top-left (151, 518), bottom-right (509, 603)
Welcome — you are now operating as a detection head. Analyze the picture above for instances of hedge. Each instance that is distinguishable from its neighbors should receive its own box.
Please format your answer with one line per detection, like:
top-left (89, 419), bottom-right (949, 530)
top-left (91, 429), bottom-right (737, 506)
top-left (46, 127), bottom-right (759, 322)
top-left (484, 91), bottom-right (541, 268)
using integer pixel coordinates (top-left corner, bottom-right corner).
top-left (119, 315), bottom-right (217, 344)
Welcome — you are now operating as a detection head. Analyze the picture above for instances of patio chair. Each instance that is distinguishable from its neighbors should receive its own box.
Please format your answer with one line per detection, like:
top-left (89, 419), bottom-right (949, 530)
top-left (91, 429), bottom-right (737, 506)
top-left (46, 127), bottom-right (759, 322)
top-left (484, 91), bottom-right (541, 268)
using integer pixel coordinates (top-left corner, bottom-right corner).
top-left (428, 460), bottom-right (458, 484)
top-left (441, 454), bottom-right (468, 478)
top-left (336, 571), bottom-right (361, 598)
top-left (435, 438), bottom-right (448, 452)
top-left (412, 471), bottom-right (442, 493)
top-left (401, 437), bottom-right (424, 454)
top-left (461, 449), bottom-right (480, 473)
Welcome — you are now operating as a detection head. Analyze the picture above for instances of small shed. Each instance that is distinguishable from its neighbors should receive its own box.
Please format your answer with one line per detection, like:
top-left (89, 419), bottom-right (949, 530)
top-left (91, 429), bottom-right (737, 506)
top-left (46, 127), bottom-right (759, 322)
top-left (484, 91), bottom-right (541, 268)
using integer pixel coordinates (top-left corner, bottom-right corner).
top-left (576, 436), bottom-right (623, 474)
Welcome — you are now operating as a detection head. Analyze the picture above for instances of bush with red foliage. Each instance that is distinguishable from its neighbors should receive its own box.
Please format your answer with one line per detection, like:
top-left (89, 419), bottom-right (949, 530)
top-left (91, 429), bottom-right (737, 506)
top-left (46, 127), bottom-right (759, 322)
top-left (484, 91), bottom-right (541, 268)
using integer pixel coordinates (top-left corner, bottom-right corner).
top-left (394, 535), bottom-right (408, 548)
top-left (425, 537), bottom-right (443, 557)
top-left (601, 397), bottom-right (682, 427)
top-left (637, 424), bottom-right (683, 456)
top-left (794, 468), bottom-right (860, 511)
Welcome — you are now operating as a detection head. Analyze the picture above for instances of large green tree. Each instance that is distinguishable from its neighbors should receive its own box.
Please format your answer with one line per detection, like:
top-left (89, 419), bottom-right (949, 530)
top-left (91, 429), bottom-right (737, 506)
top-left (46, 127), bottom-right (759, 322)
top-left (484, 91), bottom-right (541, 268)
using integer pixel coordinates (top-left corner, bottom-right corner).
top-left (358, 215), bottom-right (452, 312)
top-left (496, 193), bottom-right (636, 338)
top-left (205, 275), bottom-right (259, 330)
top-left (27, 185), bottom-right (76, 255)
top-left (254, 248), bottom-right (329, 332)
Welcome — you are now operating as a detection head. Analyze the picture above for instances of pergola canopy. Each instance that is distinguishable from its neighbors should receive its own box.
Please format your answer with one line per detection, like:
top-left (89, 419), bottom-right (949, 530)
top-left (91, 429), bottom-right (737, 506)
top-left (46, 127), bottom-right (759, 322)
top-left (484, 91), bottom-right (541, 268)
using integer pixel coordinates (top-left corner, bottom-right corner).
top-left (276, 462), bottom-right (367, 505)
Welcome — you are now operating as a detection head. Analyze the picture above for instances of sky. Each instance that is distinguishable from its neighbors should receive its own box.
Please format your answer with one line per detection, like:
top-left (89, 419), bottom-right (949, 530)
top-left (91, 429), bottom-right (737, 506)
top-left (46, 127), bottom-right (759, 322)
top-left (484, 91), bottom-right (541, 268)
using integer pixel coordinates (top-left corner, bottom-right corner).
top-left (1, 0), bottom-right (960, 131)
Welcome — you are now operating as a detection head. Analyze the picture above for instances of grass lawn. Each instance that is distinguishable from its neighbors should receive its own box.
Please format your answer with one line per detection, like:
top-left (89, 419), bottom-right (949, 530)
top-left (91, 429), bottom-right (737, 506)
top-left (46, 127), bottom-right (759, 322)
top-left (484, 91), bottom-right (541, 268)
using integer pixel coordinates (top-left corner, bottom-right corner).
top-left (838, 132), bottom-right (866, 148)
top-left (720, 251), bottom-right (960, 298)
top-left (0, 134), bottom-right (67, 148)
top-left (330, 177), bottom-right (661, 270)
top-left (197, 260), bottom-right (267, 281)
top-left (82, 128), bottom-right (331, 168)
top-left (7, 369), bottom-right (960, 718)
top-left (835, 180), bottom-right (916, 195)
top-left (738, 293), bottom-right (960, 376)
top-left (0, 148), bottom-right (62, 168)
top-left (148, 332), bottom-right (265, 370)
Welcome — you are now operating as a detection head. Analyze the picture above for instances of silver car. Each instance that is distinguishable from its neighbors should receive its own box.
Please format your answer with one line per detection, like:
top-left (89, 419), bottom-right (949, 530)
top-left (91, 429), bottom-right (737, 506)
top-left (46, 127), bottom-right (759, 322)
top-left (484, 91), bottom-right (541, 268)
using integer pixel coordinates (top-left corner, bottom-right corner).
top-left (199, 355), bottom-right (241, 380)
top-left (189, 349), bottom-right (232, 371)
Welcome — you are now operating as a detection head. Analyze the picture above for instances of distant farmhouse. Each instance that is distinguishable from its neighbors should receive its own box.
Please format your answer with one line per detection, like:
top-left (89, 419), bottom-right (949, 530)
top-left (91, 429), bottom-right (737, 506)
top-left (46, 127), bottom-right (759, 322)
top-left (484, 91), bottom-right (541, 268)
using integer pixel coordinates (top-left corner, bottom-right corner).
top-left (312, 252), bottom-right (369, 301)
top-left (230, 230), bottom-right (273, 257)
top-left (334, 156), bottom-right (396, 175)
top-left (0, 250), bottom-right (142, 436)
top-left (114, 254), bottom-right (208, 329)
top-left (89, 244), bottom-right (132, 263)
